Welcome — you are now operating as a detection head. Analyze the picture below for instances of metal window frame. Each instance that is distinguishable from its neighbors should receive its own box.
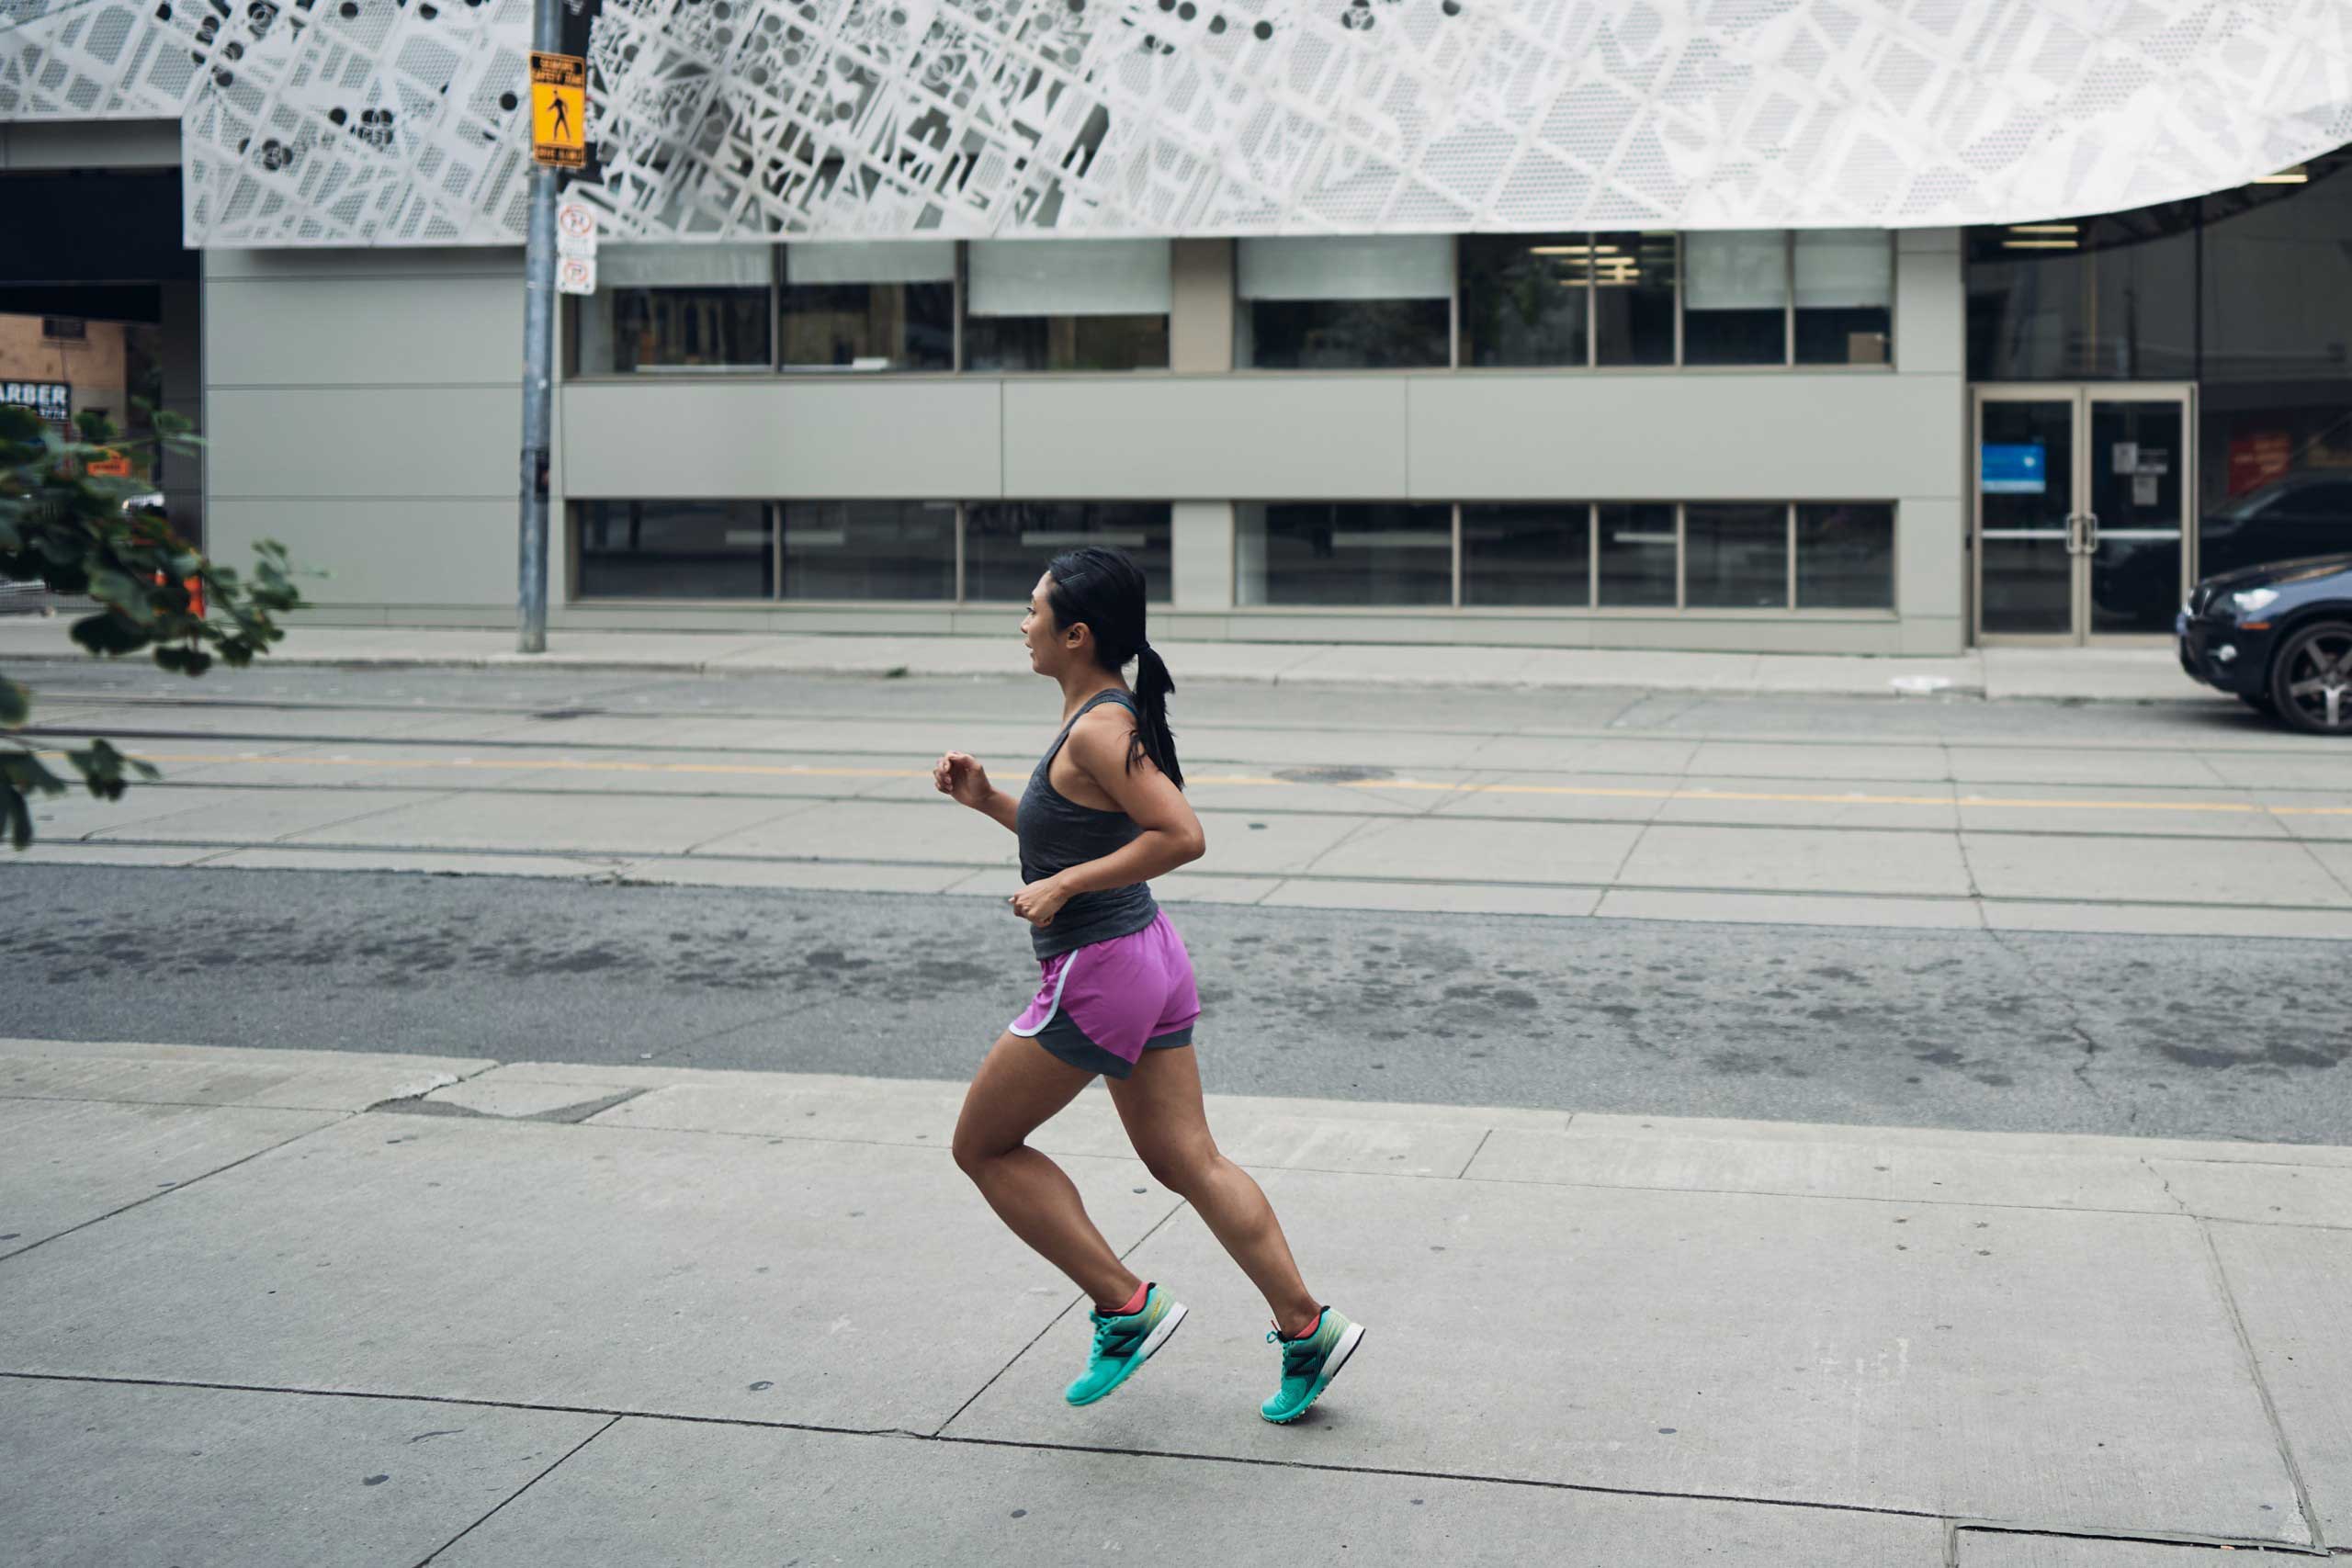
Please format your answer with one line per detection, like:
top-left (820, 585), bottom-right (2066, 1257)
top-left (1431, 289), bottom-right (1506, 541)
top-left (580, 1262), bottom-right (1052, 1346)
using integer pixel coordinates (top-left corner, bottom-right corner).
top-left (1784, 502), bottom-right (1799, 609)
top-left (1783, 232), bottom-right (1797, 367)
top-left (1588, 501), bottom-right (1601, 607)
top-left (769, 245), bottom-right (784, 374)
top-left (1448, 234), bottom-right (1462, 371)
top-left (954, 499), bottom-right (968, 603)
top-left (1450, 502), bottom-right (1464, 607)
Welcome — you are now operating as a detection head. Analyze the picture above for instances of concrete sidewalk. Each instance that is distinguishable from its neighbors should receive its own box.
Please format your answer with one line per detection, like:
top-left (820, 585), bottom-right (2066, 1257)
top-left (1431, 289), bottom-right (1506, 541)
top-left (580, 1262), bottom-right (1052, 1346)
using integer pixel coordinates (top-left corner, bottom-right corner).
top-left (0, 616), bottom-right (2204, 703)
top-left (4, 1036), bottom-right (2346, 1564)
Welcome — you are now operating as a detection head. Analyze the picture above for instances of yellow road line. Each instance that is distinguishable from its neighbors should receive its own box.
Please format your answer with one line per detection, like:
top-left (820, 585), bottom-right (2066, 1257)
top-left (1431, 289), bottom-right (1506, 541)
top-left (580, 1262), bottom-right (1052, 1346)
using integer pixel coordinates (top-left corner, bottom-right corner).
top-left (56, 750), bottom-right (2352, 818)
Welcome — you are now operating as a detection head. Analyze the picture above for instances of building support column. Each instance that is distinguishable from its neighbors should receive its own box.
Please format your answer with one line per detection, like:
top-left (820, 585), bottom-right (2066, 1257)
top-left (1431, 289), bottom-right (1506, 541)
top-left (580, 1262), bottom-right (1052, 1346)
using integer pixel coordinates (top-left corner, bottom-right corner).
top-left (1171, 501), bottom-right (1234, 611)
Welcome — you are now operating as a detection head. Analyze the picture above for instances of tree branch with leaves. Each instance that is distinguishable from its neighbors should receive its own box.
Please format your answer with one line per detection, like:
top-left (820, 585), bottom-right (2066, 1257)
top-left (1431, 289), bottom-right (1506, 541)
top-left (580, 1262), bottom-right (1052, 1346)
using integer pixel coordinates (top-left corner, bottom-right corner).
top-left (1, 402), bottom-right (305, 850)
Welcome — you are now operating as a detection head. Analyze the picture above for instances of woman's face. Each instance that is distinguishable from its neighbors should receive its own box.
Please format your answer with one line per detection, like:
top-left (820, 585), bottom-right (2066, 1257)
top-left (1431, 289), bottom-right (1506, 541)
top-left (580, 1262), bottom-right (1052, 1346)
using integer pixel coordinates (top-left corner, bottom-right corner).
top-left (1021, 573), bottom-right (1072, 677)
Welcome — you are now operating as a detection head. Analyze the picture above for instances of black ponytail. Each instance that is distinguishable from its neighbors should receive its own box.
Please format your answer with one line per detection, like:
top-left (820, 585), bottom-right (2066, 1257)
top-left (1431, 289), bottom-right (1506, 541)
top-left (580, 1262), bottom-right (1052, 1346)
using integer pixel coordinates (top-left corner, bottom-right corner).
top-left (1045, 547), bottom-right (1185, 792)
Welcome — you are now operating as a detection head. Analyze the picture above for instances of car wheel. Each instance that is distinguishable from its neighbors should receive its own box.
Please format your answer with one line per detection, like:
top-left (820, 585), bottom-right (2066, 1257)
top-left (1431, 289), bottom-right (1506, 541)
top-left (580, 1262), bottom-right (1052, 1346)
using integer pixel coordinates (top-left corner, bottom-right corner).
top-left (2268, 620), bottom-right (2352, 736)
top-left (2238, 691), bottom-right (2278, 715)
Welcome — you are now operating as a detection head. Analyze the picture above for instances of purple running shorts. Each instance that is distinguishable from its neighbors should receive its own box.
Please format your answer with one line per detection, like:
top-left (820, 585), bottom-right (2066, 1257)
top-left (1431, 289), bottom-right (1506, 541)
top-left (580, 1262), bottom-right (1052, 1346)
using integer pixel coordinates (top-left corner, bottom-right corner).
top-left (1009, 911), bottom-right (1200, 1079)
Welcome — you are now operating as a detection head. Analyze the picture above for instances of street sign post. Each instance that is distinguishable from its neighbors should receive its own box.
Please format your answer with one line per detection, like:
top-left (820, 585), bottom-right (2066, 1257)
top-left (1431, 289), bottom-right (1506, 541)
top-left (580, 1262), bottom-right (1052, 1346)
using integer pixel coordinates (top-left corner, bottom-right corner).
top-left (516, 35), bottom-right (579, 655)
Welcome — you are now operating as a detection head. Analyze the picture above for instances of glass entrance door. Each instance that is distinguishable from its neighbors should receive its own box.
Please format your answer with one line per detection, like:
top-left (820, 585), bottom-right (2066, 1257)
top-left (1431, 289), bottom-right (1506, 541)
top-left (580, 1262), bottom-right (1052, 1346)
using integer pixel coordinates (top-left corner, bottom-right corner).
top-left (1975, 386), bottom-right (2192, 644)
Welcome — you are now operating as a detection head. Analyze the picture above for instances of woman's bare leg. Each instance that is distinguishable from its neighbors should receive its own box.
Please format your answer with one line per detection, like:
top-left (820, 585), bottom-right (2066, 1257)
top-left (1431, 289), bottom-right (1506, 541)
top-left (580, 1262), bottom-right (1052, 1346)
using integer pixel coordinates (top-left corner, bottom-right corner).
top-left (1107, 1044), bottom-right (1321, 1336)
top-left (953, 1033), bottom-right (1144, 1308)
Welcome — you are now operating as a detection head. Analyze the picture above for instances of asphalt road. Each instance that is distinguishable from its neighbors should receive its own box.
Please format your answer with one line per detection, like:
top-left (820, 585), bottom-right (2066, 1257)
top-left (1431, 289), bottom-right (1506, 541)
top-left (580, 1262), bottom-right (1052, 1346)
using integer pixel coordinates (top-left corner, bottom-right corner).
top-left (8, 863), bottom-right (2346, 1145)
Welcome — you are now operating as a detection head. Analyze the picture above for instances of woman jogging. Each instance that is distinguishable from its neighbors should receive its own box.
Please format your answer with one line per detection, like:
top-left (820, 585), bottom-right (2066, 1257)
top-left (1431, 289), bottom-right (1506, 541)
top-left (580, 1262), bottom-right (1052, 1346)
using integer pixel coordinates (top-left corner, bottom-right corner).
top-left (937, 547), bottom-right (1362, 1423)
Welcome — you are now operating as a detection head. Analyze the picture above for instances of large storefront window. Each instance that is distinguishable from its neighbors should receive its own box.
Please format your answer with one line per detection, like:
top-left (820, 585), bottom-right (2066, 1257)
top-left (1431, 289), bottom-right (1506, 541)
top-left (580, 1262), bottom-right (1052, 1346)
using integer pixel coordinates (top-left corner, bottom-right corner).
top-left (1968, 152), bottom-right (2352, 581)
top-left (2197, 152), bottom-right (2352, 577)
top-left (780, 500), bottom-right (956, 600)
top-left (1966, 205), bottom-right (2198, 381)
top-left (575, 500), bottom-right (773, 598)
top-left (964, 240), bottom-right (1170, 372)
top-left (1237, 502), bottom-right (1453, 604)
top-left (780, 242), bottom-right (955, 371)
top-left (1236, 237), bottom-right (1452, 369)
top-left (579, 245), bottom-right (772, 374)
top-left (964, 502), bottom-right (1173, 603)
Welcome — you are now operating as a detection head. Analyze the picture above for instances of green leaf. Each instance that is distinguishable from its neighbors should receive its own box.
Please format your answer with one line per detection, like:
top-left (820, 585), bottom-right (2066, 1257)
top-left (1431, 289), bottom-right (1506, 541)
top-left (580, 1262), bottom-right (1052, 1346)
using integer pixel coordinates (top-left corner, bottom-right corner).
top-left (0, 746), bottom-right (69, 795)
top-left (0, 680), bottom-right (27, 728)
top-left (70, 612), bottom-right (146, 657)
top-left (4, 785), bottom-right (30, 852)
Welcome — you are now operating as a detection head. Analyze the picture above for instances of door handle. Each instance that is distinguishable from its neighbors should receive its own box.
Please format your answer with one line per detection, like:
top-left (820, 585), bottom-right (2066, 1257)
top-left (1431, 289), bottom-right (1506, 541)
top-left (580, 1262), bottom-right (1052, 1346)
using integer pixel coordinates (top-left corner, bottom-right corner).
top-left (2081, 512), bottom-right (2099, 553)
top-left (2064, 514), bottom-right (2086, 555)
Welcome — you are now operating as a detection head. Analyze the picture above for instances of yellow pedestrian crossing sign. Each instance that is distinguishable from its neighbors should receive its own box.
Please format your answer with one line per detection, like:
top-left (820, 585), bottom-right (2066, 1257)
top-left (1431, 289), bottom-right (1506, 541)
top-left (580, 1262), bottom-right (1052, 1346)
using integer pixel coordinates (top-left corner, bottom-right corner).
top-left (530, 52), bottom-right (585, 169)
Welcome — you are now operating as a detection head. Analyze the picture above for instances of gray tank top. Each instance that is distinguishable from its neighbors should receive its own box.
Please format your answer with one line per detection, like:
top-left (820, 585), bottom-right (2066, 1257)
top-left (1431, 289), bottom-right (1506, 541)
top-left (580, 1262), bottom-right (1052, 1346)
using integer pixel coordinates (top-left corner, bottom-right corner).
top-left (1017, 689), bottom-right (1161, 960)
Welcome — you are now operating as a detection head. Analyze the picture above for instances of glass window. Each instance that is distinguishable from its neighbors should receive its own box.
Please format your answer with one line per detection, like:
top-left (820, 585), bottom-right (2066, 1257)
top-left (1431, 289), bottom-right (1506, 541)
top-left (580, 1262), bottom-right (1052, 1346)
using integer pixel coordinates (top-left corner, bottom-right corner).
top-left (2196, 152), bottom-right (2352, 576)
top-left (965, 502), bottom-right (1172, 604)
top-left (1462, 503), bottom-right (1589, 605)
top-left (1593, 232), bottom-right (1679, 366)
top-left (579, 245), bottom-right (772, 374)
top-left (779, 500), bottom-right (956, 600)
top-left (1458, 235), bottom-right (1589, 367)
top-left (1685, 503), bottom-right (1789, 608)
top-left (1235, 236), bottom-right (1452, 369)
top-left (575, 500), bottom-right (772, 598)
top-left (1236, 502), bottom-right (1453, 605)
top-left (1965, 205), bottom-right (2197, 380)
top-left (1795, 231), bottom-right (1893, 366)
top-left (1683, 232), bottom-right (1788, 366)
top-left (781, 242), bottom-right (955, 371)
top-left (1796, 502), bottom-right (1895, 609)
top-left (964, 240), bottom-right (1170, 371)
top-left (1594, 502), bottom-right (1678, 606)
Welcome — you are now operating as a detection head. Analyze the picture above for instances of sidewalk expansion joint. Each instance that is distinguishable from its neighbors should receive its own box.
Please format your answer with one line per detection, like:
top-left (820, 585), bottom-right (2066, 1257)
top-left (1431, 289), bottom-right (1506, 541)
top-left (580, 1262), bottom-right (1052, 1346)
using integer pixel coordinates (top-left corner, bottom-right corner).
top-left (0, 1115), bottom-right (353, 1265)
top-left (413, 1415), bottom-right (621, 1568)
top-left (2198, 1219), bottom-right (2329, 1553)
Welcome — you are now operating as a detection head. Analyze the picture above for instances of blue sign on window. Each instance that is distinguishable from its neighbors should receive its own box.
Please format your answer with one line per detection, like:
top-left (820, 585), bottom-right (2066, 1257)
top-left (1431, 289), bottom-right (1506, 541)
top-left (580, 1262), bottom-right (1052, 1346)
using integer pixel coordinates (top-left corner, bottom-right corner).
top-left (1981, 442), bottom-right (2048, 495)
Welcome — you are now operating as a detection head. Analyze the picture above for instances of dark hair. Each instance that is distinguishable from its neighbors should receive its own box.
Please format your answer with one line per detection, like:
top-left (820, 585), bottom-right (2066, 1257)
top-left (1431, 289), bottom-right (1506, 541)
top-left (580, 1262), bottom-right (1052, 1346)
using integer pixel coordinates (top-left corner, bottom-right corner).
top-left (1043, 547), bottom-right (1183, 791)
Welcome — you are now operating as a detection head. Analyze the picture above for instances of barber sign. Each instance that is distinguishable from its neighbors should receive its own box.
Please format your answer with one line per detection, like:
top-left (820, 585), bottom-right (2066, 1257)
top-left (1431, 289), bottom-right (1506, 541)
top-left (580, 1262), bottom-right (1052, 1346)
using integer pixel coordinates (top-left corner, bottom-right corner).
top-left (2, 380), bottom-right (72, 430)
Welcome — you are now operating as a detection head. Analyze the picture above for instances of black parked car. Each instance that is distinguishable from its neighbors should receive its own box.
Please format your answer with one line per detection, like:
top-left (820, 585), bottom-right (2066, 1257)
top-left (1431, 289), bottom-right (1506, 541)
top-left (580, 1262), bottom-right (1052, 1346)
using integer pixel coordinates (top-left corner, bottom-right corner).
top-left (2178, 554), bottom-right (2352, 734)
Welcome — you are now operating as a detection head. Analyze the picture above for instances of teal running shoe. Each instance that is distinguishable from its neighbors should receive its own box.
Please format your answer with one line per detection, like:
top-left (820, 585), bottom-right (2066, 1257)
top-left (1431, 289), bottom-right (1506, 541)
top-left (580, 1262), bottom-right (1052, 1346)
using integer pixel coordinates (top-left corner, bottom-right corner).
top-left (1261, 1306), bottom-right (1364, 1424)
top-left (1064, 1284), bottom-right (1187, 1406)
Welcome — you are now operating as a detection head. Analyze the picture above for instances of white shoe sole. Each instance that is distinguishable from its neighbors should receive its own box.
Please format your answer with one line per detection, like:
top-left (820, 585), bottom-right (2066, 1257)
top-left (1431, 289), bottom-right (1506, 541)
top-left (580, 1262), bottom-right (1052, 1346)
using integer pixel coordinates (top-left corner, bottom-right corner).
top-left (1318, 1321), bottom-right (1364, 1387)
top-left (1139, 1302), bottom-right (1188, 1360)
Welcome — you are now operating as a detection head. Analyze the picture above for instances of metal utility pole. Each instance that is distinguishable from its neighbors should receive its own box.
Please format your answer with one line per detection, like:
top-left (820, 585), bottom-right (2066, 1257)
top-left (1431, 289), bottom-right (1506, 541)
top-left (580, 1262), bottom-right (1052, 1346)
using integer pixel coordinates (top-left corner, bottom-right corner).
top-left (517, 5), bottom-right (580, 655)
